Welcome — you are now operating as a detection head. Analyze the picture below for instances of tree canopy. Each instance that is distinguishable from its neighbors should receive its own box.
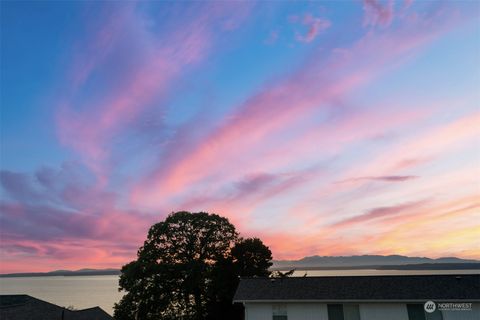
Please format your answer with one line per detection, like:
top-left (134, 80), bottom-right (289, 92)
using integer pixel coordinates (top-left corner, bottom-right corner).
top-left (114, 211), bottom-right (272, 320)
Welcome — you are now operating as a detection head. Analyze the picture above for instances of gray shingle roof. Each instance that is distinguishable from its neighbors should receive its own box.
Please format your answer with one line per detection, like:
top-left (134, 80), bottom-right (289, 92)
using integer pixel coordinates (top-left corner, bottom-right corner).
top-left (233, 274), bottom-right (480, 302)
top-left (0, 295), bottom-right (112, 320)
top-left (0, 294), bottom-right (30, 307)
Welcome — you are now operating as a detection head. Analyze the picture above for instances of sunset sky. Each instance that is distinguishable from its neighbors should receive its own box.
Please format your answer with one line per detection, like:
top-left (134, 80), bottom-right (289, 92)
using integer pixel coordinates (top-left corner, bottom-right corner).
top-left (1, 0), bottom-right (479, 273)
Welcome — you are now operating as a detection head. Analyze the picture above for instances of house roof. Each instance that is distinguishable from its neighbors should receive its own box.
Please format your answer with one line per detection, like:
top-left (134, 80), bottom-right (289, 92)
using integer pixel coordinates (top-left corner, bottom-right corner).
top-left (233, 274), bottom-right (480, 302)
top-left (0, 294), bottom-right (112, 320)
top-left (0, 294), bottom-right (31, 307)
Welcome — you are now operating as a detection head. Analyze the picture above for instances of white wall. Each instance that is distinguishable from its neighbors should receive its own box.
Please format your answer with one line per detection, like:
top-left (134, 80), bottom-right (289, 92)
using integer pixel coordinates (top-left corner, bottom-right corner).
top-left (245, 303), bottom-right (328, 320)
top-left (244, 302), bottom-right (480, 320)
top-left (359, 303), bottom-right (408, 320)
top-left (246, 302), bottom-right (406, 320)
top-left (245, 303), bottom-right (271, 320)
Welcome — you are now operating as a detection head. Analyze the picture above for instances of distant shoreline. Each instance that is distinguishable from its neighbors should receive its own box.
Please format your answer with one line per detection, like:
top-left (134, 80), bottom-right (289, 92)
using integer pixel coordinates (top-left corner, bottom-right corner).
top-left (0, 269), bottom-right (121, 278)
top-left (271, 262), bottom-right (480, 271)
top-left (2, 263), bottom-right (479, 278)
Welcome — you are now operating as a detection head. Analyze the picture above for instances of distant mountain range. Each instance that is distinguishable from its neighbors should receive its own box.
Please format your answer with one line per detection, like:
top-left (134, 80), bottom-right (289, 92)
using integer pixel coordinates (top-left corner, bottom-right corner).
top-left (1, 255), bottom-right (478, 277)
top-left (0, 268), bottom-right (120, 278)
top-left (272, 255), bottom-right (480, 270)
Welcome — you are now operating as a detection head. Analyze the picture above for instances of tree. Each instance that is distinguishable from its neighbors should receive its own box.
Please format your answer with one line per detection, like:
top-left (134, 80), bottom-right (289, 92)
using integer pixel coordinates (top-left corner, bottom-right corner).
top-left (114, 211), bottom-right (272, 320)
top-left (232, 238), bottom-right (272, 277)
top-left (206, 238), bottom-right (272, 320)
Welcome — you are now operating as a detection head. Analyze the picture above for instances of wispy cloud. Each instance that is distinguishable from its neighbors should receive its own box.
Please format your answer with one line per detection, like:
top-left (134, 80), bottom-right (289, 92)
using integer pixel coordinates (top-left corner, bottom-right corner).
top-left (331, 200), bottom-right (429, 227)
top-left (0, 164), bottom-right (156, 272)
top-left (56, 2), bottom-right (253, 185)
top-left (337, 175), bottom-right (418, 183)
top-left (1, 1), bottom-right (478, 272)
top-left (295, 13), bottom-right (331, 43)
top-left (133, 3), bottom-right (462, 209)
top-left (363, 0), bottom-right (395, 27)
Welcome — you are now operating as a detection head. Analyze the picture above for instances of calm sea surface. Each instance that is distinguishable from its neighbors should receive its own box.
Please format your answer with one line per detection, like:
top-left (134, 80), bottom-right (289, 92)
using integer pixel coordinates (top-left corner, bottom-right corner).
top-left (1, 270), bottom-right (478, 315)
top-left (0, 275), bottom-right (123, 315)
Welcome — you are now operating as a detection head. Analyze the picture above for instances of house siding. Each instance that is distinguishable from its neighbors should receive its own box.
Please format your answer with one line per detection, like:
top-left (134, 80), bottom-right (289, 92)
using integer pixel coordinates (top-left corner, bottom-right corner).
top-left (244, 302), bottom-right (480, 320)
top-left (245, 303), bottom-right (328, 320)
top-left (245, 303), bottom-right (271, 320)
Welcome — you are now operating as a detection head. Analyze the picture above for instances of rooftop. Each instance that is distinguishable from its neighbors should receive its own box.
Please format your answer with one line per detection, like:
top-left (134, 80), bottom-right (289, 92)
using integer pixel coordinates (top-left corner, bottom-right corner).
top-left (0, 294), bottom-right (112, 320)
top-left (233, 274), bottom-right (480, 302)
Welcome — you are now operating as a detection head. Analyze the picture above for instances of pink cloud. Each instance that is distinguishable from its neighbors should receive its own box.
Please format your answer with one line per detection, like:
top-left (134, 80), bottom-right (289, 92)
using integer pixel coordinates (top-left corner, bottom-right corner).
top-left (67, 3), bottom-right (137, 92)
top-left (268, 192), bottom-right (479, 260)
top-left (254, 228), bottom-right (389, 261)
top-left (363, 0), bottom-right (395, 27)
top-left (4, 2), bottom-right (478, 273)
top-left (56, 2), bottom-right (253, 185)
top-left (0, 237), bottom-right (138, 273)
top-left (336, 175), bottom-right (419, 184)
top-left (0, 164), bottom-right (158, 273)
top-left (375, 195), bottom-right (479, 228)
top-left (288, 99), bottom-right (480, 224)
top-left (126, 6), bottom-right (478, 264)
top-left (175, 169), bottom-right (312, 230)
top-left (367, 194), bottom-right (480, 258)
top-left (296, 14), bottom-right (331, 43)
top-left (132, 6), bottom-right (460, 210)
top-left (330, 200), bottom-right (429, 228)
top-left (344, 111), bottom-right (480, 182)
top-left (0, 200), bottom-right (153, 273)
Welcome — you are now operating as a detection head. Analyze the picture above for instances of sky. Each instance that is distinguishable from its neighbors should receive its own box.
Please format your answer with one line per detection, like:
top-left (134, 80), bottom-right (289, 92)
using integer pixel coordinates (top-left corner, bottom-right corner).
top-left (0, 0), bottom-right (479, 273)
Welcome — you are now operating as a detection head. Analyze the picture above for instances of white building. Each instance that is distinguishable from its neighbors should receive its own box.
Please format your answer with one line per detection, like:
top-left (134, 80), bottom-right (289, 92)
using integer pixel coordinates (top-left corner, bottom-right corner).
top-left (233, 274), bottom-right (480, 320)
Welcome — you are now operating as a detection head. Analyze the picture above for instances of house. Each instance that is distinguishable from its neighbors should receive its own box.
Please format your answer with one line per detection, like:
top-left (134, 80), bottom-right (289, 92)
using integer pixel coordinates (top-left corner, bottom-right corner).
top-left (233, 274), bottom-right (480, 320)
top-left (0, 294), bottom-right (112, 320)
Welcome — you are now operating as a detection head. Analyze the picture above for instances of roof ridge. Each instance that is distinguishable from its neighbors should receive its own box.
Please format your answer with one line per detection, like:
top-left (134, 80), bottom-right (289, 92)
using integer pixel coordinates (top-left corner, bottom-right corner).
top-left (241, 274), bottom-right (479, 279)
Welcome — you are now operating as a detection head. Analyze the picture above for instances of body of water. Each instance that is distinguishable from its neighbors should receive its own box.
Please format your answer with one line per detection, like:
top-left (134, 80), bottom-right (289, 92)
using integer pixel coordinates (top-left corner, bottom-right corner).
top-left (1, 270), bottom-right (479, 315)
top-left (0, 275), bottom-right (123, 315)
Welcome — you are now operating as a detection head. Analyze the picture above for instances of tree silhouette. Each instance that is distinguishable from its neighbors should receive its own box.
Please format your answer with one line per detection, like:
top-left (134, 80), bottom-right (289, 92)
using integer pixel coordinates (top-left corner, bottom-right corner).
top-left (232, 238), bottom-right (273, 277)
top-left (206, 238), bottom-right (272, 320)
top-left (114, 211), bottom-right (272, 320)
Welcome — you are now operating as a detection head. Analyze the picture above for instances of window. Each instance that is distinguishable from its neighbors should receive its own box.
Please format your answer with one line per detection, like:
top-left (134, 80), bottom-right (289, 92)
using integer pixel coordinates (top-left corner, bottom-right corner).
top-left (328, 304), bottom-right (344, 320)
top-left (407, 304), bottom-right (426, 320)
top-left (327, 304), bottom-right (360, 320)
top-left (272, 304), bottom-right (287, 320)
